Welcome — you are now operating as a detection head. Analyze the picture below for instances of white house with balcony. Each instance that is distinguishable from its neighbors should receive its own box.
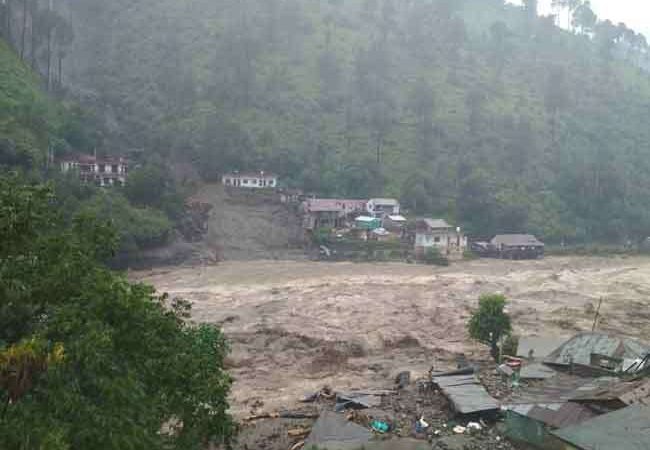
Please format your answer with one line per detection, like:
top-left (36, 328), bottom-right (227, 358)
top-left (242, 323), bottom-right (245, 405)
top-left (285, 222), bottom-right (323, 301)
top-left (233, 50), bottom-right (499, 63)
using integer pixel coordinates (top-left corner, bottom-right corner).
top-left (222, 171), bottom-right (278, 189)
top-left (60, 154), bottom-right (128, 187)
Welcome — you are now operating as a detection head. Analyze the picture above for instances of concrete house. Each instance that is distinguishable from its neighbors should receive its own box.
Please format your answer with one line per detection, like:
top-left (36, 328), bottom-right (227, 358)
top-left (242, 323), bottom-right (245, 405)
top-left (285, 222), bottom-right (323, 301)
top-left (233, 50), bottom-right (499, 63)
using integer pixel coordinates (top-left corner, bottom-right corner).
top-left (61, 155), bottom-right (128, 187)
top-left (222, 171), bottom-right (278, 189)
top-left (302, 198), bottom-right (366, 230)
top-left (366, 198), bottom-right (400, 218)
top-left (414, 219), bottom-right (467, 259)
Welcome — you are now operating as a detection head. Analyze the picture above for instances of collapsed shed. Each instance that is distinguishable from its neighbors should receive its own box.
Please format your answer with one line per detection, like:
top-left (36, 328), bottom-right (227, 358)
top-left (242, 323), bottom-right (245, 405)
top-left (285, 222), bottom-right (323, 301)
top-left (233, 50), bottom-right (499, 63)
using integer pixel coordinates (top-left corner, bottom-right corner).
top-left (544, 332), bottom-right (650, 376)
top-left (431, 371), bottom-right (499, 416)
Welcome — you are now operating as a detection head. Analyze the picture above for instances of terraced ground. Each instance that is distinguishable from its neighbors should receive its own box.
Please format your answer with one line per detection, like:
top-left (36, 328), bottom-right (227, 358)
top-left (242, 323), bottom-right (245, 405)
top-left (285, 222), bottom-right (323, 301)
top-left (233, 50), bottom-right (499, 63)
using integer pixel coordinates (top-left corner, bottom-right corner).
top-left (135, 256), bottom-right (650, 417)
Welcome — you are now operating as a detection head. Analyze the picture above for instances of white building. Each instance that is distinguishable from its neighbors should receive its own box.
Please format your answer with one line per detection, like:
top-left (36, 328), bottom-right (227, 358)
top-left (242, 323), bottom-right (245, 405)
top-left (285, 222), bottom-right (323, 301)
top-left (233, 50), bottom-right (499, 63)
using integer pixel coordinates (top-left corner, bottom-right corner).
top-left (222, 171), bottom-right (278, 189)
top-left (366, 198), bottom-right (400, 218)
top-left (415, 218), bottom-right (467, 259)
top-left (61, 155), bottom-right (128, 187)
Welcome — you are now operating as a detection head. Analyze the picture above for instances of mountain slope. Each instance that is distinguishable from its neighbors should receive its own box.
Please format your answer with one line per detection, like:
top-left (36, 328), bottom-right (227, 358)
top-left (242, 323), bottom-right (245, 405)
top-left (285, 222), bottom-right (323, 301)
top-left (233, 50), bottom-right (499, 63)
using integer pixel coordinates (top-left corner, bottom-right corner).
top-left (64, 0), bottom-right (650, 242)
top-left (0, 38), bottom-right (52, 167)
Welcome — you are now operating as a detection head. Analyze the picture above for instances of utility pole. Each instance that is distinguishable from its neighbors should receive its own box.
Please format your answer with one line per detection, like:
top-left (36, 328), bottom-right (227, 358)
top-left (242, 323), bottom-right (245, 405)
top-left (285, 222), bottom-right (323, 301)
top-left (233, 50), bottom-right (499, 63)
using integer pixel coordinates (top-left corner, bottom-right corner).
top-left (591, 297), bottom-right (603, 332)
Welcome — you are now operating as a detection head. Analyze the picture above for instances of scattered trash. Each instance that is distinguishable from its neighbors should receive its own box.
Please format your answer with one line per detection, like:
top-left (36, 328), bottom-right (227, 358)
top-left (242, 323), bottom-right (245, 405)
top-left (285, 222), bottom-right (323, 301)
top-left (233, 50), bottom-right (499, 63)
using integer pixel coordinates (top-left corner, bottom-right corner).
top-left (453, 425), bottom-right (466, 434)
top-left (335, 391), bottom-right (383, 410)
top-left (497, 364), bottom-right (514, 377)
top-left (370, 420), bottom-right (390, 433)
top-left (244, 411), bottom-right (319, 422)
top-left (301, 391), bottom-right (320, 403)
top-left (395, 371), bottom-right (411, 389)
top-left (415, 416), bottom-right (429, 433)
top-left (434, 429), bottom-right (442, 436)
top-left (467, 422), bottom-right (482, 432)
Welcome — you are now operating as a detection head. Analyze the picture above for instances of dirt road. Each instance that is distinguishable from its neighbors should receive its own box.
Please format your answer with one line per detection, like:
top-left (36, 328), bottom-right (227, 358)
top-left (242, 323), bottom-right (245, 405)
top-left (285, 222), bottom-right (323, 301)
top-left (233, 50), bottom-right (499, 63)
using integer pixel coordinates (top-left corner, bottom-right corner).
top-left (135, 256), bottom-right (650, 417)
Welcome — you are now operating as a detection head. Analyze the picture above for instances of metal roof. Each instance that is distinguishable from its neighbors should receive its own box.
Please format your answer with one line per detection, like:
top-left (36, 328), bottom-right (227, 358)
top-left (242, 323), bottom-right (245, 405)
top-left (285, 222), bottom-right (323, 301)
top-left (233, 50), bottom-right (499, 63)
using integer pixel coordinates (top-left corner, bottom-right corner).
top-left (432, 373), bottom-right (499, 415)
top-left (305, 411), bottom-right (372, 449)
top-left (519, 362), bottom-right (558, 380)
top-left (303, 199), bottom-right (367, 212)
top-left (544, 333), bottom-right (650, 368)
top-left (525, 402), bottom-right (597, 429)
top-left (552, 405), bottom-right (650, 450)
top-left (417, 219), bottom-right (453, 230)
top-left (517, 336), bottom-right (566, 359)
top-left (571, 379), bottom-right (650, 407)
top-left (491, 234), bottom-right (544, 247)
top-left (369, 198), bottom-right (399, 206)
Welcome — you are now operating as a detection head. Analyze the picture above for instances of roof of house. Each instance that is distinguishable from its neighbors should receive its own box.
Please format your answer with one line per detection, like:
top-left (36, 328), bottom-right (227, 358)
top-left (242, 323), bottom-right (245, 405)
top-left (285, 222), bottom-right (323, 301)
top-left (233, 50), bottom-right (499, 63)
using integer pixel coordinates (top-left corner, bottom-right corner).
top-left (417, 219), bottom-right (453, 230)
top-left (517, 336), bottom-right (567, 359)
top-left (369, 198), bottom-right (399, 206)
top-left (571, 378), bottom-right (650, 406)
top-left (62, 154), bottom-right (127, 164)
top-left (304, 199), bottom-right (367, 212)
top-left (544, 332), bottom-right (650, 368)
top-left (552, 405), bottom-right (650, 450)
top-left (355, 216), bottom-right (380, 222)
top-left (387, 215), bottom-right (407, 222)
top-left (431, 373), bottom-right (499, 415)
top-left (491, 234), bottom-right (544, 247)
top-left (223, 171), bottom-right (278, 178)
top-left (508, 402), bottom-right (597, 429)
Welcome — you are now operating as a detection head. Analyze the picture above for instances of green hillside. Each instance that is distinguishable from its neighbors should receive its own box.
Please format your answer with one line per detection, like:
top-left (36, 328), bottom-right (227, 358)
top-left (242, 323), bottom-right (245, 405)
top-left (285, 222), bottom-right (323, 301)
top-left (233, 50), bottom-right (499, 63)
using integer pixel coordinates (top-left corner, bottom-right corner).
top-left (58, 0), bottom-right (650, 242)
top-left (0, 38), bottom-right (53, 167)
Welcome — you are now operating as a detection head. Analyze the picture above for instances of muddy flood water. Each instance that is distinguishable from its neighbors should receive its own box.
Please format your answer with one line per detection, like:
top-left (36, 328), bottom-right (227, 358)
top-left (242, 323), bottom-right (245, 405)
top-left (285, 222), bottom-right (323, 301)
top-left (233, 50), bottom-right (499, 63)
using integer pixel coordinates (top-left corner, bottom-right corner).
top-left (134, 256), bottom-right (650, 418)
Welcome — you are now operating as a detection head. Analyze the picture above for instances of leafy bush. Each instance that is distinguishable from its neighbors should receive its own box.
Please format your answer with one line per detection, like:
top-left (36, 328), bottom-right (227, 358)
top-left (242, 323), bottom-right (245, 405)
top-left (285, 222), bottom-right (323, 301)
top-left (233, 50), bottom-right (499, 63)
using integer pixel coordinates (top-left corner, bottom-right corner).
top-left (78, 191), bottom-right (173, 251)
top-left (468, 294), bottom-right (512, 360)
top-left (424, 247), bottom-right (450, 266)
top-left (0, 174), bottom-right (234, 449)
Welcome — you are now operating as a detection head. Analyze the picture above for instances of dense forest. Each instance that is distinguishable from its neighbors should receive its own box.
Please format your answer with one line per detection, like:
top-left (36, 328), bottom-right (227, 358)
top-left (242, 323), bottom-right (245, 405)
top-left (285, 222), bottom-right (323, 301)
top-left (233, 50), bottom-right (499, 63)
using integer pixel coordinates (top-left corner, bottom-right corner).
top-left (2, 0), bottom-right (650, 243)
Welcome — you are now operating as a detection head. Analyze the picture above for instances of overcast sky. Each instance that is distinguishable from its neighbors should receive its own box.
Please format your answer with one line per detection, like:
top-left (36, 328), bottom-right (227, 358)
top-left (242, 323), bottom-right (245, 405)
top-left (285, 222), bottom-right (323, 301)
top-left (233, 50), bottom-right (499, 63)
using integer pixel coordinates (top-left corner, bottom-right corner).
top-left (509, 0), bottom-right (650, 37)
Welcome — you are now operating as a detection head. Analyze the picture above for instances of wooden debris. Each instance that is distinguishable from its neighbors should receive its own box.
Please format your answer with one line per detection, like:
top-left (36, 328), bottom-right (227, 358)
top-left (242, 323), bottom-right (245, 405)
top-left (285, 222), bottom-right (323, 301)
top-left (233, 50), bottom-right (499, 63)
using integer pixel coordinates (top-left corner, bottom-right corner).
top-left (289, 441), bottom-right (304, 450)
top-left (287, 427), bottom-right (310, 437)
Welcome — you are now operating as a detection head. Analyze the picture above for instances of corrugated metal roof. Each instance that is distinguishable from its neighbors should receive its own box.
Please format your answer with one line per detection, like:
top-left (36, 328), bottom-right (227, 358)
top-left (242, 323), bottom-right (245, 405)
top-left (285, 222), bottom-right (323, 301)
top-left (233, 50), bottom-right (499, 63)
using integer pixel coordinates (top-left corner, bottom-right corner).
top-left (544, 333), bottom-right (650, 368)
top-left (571, 379), bottom-right (650, 406)
top-left (369, 198), bottom-right (399, 206)
top-left (432, 374), bottom-right (499, 415)
top-left (517, 336), bottom-right (566, 359)
top-left (491, 234), bottom-right (544, 246)
top-left (418, 219), bottom-right (453, 229)
top-left (552, 405), bottom-right (650, 450)
top-left (520, 362), bottom-right (558, 380)
top-left (526, 402), bottom-right (597, 429)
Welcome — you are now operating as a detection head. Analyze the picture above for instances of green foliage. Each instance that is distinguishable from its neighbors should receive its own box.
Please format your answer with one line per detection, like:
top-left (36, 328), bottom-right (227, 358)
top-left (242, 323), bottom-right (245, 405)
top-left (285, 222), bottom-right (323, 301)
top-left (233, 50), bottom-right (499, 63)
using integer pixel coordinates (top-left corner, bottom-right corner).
top-left (61, 0), bottom-right (650, 244)
top-left (0, 39), bottom-right (51, 167)
top-left (468, 294), bottom-right (512, 357)
top-left (423, 247), bottom-right (450, 266)
top-left (77, 190), bottom-right (173, 253)
top-left (0, 174), bottom-right (234, 450)
top-left (124, 156), bottom-right (185, 220)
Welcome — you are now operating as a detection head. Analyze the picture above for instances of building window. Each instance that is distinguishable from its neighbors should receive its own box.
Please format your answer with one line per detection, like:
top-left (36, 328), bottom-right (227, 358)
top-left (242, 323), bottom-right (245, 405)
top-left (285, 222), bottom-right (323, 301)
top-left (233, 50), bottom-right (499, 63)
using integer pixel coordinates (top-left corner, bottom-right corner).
top-left (434, 237), bottom-right (441, 243)
top-left (111, 164), bottom-right (118, 173)
top-left (243, 179), bottom-right (249, 184)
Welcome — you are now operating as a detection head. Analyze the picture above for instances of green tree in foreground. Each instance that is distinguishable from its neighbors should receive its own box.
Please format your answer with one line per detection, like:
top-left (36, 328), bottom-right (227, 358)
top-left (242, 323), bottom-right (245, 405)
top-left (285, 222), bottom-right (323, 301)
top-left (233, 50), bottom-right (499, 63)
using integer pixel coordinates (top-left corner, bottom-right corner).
top-left (468, 294), bottom-right (512, 360)
top-left (0, 174), bottom-right (234, 449)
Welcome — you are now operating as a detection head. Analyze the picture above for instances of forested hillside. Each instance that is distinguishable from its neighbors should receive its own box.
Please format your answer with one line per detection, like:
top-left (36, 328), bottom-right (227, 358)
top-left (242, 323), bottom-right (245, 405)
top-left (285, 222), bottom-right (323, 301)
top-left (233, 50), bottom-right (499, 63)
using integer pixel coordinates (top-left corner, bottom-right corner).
top-left (0, 36), bottom-right (181, 265)
top-left (5, 0), bottom-right (650, 243)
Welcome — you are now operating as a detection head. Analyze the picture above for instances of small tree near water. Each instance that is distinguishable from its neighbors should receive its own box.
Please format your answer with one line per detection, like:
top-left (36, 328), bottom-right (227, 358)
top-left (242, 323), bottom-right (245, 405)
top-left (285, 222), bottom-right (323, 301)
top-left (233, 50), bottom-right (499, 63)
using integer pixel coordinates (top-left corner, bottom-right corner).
top-left (468, 294), bottom-right (512, 360)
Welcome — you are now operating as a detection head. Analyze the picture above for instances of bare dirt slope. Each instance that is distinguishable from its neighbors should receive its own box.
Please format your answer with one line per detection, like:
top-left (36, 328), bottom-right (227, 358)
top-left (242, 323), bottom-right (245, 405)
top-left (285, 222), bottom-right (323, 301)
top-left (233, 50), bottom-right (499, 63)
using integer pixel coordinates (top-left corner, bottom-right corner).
top-left (192, 184), bottom-right (304, 261)
top-left (136, 256), bottom-right (650, 418)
